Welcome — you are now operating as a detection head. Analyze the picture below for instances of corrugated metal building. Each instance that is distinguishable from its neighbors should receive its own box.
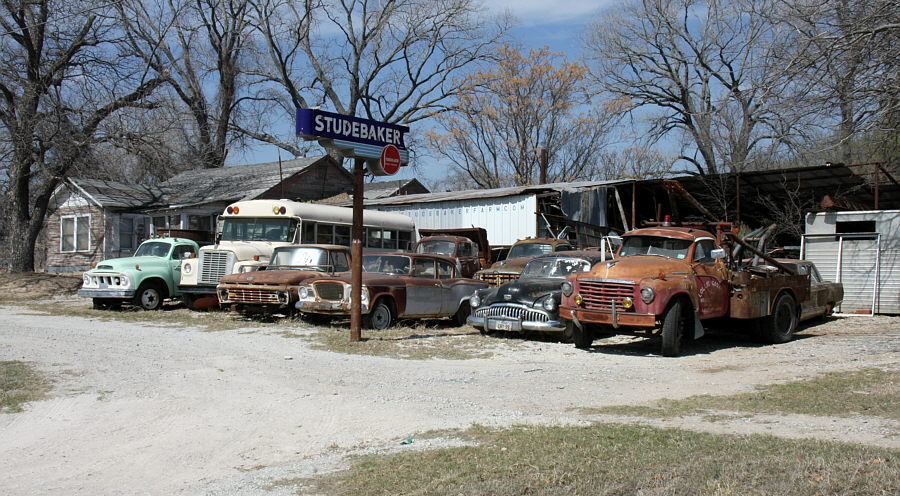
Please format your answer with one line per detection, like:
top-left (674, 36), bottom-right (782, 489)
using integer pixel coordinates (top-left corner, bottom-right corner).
top-left (355, 180), bottom-right (628, 246)
top-left (802, 210), bottom-right (900, 314)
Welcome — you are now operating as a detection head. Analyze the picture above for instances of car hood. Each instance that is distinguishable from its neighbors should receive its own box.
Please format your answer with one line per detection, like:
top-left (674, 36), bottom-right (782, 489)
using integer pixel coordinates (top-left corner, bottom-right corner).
top-left (88, 256), bottom-right (168, 273)
top-left (583, 255), bottom-right (691, 281)
top-left (482, 277), bottom-right (564, 306)
top-left (482, 256), bottom-right (532, 274)
top-left (219, 269), bottom-right (327, 285)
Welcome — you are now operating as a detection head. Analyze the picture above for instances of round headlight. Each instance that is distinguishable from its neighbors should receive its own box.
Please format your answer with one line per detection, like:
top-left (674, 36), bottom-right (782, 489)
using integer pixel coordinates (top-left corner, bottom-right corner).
top-left (470, 294), bottom-right (481, 308)
top-left (640, 286), bottom-right (655, 304)
top-left (121, 275), bottom-right (130, 287)
top-left (542, 297), bottom-right (557, 312)
top-left (183, 263), bottom-right (192, 274)
top-left (561, 281), bottom-right (573, 297)
top-left (299, 286), bottom-right (309, 299)
top-left (277, 291), bottom-right (289, 304)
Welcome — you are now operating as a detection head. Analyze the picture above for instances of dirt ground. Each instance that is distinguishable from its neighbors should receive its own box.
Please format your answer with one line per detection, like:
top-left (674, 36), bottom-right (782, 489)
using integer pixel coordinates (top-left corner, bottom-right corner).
top-left (0, 287), bottom-right (897, 495)
top-left (0, 272), bottom-right (82, 301)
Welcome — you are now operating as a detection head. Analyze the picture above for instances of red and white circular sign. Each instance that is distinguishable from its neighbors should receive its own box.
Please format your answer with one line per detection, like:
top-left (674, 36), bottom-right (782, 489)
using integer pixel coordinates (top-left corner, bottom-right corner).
top-left (379, 144), bottom-right (401, 175)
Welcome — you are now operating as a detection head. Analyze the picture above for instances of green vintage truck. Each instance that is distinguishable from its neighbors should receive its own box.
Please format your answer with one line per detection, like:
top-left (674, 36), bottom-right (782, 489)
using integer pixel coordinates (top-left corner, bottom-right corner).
top-left (77, 237), bottom-right (200, 310)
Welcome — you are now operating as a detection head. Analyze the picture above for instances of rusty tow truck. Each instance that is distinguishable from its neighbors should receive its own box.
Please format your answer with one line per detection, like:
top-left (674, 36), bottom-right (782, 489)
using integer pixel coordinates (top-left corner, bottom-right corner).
top-left (560, 225), bottom-right (843, 356)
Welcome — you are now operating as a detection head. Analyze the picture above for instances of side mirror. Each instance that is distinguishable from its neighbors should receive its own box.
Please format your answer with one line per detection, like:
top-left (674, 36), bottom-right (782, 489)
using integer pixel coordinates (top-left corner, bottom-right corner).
top-left (181, 252), bottom-right (194, 260)
top-left (711, 248), bottom-right (726, 259)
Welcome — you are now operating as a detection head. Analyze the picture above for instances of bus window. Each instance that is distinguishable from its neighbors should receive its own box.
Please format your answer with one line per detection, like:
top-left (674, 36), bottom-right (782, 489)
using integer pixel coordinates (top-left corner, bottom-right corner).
top-left (302, 222), bottom-right (316, 243)
top-left (221, 218), bottom-right (297, 242)
top-left (317, 224), bottom-right (334, 244)
top-left (367, 228), bottom-right (382, 249)
top-left (334, 225), bottom-right (350, 246)
top-left (398, 231), bottom-right (412, 251)
top-left (382, 230), bottom-right (398, 250)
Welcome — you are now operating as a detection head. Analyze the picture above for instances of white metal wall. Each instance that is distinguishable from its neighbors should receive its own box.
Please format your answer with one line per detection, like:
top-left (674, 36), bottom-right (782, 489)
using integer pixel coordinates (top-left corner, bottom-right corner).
top-left (803, 210), bottom-right (900, 314)
top-left (373, 194), bottom-right (538, 245)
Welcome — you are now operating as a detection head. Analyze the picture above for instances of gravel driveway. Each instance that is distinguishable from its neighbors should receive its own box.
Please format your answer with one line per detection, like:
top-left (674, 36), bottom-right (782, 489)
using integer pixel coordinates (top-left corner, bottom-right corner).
top-left (1, 303), bottom-right (897, 495)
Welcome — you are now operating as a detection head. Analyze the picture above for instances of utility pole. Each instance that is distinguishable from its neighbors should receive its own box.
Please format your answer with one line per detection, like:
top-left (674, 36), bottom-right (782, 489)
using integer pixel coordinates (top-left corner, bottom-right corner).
top-left (539, 147), bottom-right (548, 184)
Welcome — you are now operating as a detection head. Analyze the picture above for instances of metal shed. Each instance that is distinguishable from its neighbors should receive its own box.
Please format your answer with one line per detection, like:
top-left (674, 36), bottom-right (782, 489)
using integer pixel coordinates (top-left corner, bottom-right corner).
top-left (802, 210), bottom-right (900, 314)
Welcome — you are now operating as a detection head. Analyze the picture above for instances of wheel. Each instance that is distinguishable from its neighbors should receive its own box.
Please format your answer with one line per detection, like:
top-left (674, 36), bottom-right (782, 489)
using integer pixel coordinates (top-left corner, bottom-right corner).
top-left (363, 300), bottom-right (394, 330)
top-left (452, 301), bottom-right (471, 327)
top-left (92, 298), bottom-right (121, 310)
top-left (133, 282), bottom-right (164, 311)
top-left (660, 300), bottom-right (687, 357)
top-left (759, 292), bottom-right (797, 344)
top-left (569, 320), bottom-right (593, 349)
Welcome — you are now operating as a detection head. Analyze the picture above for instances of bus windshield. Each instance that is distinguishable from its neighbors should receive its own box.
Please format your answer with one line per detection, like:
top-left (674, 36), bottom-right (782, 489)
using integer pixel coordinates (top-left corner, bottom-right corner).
top-left (220, 218), bottom-right (298, 242)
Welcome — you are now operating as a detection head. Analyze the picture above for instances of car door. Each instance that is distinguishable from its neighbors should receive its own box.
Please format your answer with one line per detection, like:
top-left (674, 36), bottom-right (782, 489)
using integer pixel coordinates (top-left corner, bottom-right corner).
top-left (403, 258), bottom-right (443, 316)
top-left (437, 260), bottom-right (486, 315)
top-left (691, 239), bottom-right (729, 319)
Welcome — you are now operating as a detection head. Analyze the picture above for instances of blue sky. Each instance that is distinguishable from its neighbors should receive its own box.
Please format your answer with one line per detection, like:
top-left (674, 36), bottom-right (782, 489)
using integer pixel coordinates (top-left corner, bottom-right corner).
top-left (229, 1), bottom-right (616, 187)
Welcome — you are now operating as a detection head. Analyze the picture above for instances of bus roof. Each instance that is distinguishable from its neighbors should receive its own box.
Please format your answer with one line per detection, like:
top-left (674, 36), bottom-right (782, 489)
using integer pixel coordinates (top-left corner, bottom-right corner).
top-left (224, 199), bottom-right (415, 230)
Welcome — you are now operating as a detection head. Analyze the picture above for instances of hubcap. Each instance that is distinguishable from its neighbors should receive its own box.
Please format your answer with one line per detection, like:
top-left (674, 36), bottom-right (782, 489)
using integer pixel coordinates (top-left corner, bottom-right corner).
top-left (142, 290), bottom-right (159, 308)
top-left (372, 306), bottom-right (390, 329)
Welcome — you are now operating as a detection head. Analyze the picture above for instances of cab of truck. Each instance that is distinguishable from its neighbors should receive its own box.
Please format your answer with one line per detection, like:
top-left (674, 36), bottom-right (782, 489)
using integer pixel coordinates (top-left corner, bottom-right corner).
top-left (475, 237), bottom-right (575, 287)
top-left (414, 228), bottom-right (490, 278)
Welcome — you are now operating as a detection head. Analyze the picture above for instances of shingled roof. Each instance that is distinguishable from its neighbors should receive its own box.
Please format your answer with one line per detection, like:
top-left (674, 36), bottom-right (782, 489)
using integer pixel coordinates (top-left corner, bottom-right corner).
top-left (67, 178), bottom-right (164, 209)
top-left (159, 155), bottom-right (335, 207)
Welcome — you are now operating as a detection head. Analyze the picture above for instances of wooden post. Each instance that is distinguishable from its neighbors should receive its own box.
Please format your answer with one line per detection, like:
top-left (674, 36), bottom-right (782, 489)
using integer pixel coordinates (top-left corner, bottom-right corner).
top-left (350, 158), bottom-right (365, 342)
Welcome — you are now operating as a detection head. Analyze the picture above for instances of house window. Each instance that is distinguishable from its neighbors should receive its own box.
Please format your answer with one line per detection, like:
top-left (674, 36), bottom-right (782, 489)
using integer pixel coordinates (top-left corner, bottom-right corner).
top-left (61, 215), bottom-right (90, 252)
top-left (120, 216), bottom-right (135, 251)
top-left (188, 215), bottom-right (211, 231)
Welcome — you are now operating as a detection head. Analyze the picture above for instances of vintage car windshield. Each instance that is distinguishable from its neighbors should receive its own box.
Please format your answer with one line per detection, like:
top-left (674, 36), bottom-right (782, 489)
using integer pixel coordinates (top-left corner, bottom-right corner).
top-left (220, 218), bottom-right (297, 242)
top-left (363, 254), bottom-right (411, 275)
top-left (520, 257), bottom-right (592, 279)
top-left (619, 236), bottom-right (693, 259)
top-left (134, 242), bottom-right (171, 258)
top-left (416, 240), bottom-right (456, 255)
top-left (507, 243), bottom-right (553, 259)
top-left (269, 247), bottom-right (329, 268)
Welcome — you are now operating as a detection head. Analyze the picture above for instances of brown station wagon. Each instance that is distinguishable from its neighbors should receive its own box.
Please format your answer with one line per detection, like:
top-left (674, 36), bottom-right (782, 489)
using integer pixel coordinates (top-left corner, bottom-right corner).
top-left (217, 244), bottom-right (350, 315)
top-left (295, 253), bottom-right (488, 329)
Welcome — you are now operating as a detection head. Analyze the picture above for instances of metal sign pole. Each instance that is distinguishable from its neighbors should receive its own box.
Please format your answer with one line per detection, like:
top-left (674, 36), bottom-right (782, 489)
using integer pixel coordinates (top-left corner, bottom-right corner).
top-left (350, 157), bottom-right (365, 342)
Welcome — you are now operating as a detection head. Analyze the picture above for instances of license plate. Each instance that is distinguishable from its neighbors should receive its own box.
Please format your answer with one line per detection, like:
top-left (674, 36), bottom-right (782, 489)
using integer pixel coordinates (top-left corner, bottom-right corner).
top-left (488, 318), bottom-right (516, 331)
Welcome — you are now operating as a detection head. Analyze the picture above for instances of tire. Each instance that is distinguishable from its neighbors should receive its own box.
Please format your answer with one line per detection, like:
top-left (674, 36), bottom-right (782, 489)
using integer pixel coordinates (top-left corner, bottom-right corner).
top-left (569, 320), bottom-right (593, 349)
top-left (133, 282), bottom-right (164, 311)
top-left (452, 301), bottom-right (471, 327)
top-left (759, 292), bottom-right (798, 344)
top-left (660, 300), bottom-right (687, 357)
top-left (363, 299), bottom-right (394, 330)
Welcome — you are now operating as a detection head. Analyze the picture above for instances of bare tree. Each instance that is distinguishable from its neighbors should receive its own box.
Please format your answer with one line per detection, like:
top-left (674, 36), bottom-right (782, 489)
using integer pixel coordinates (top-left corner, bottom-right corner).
top-left (585, 0), bottom-right (805, 175)
top-left (771, 0), bottom-right (899, 165)
top-left (592, 147), bottom-right (674, 181)
top-left (244, 0), bottom-right (508, 158)
top-left (0, 0), bottom-right (164, 272)
top-left (118, 0), bottom-right (253, 169)
top-left (426, 45), bottom-right (622, 189)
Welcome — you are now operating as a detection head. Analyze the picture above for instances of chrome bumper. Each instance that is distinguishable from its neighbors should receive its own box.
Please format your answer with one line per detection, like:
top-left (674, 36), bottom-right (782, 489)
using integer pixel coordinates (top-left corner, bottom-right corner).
top-left (78, 289), bottom-right (135, 298)
top-left (467, 315), bottom-right (566, 333)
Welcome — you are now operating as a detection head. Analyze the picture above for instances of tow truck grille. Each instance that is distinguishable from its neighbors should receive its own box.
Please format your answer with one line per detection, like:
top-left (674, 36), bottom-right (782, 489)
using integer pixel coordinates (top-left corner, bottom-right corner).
top-left (225, 288), bottom-right (279, 304)
top-left (313, 282), bottom-right (345, 301)
top-left (578, 280), bottom-right (635, 311)
top-left (199, 251), bottom-right (235, 284)
top-left (474, 304), bottom-right (549, 322)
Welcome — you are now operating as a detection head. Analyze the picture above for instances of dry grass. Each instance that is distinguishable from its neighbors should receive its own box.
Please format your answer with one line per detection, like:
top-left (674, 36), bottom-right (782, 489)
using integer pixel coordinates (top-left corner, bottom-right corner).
top-left (295, 423), bottom-right (900, 496)
top-left (0, 272), bottom-right (82, 303)
top-left (1, 361), bottom-right (51, 413)
top-left (587, 368), bottom-right (900, 421)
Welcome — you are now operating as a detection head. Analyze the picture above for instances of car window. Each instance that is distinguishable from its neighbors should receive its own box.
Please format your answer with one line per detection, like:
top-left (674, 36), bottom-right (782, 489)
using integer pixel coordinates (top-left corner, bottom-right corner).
top-left (437, 260), bottom-right (454, 279)
top-left (457, 242), bottom-right (473, 257)
top-left (173, 245), bottom-right (196, 259)
top-left (412, 259), bottom-right (435, 278)
top-left (693, 240), bottom-right (715, 263)
top-left (332, 251), bottom-right (349, 272)
top-left (555, 244), bottom-right (573, 252)
top-left (809, 264), bottom-right (823, 283)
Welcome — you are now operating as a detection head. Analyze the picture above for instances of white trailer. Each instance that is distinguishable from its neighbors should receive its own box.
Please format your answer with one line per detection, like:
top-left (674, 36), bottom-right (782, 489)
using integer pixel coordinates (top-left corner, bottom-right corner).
top-left (802, 210), bottom-right (900, 314)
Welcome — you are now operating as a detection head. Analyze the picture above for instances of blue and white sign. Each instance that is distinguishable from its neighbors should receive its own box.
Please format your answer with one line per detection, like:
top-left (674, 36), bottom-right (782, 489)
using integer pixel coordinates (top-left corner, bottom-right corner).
top-left (296, 108), bottom-right (409, 164)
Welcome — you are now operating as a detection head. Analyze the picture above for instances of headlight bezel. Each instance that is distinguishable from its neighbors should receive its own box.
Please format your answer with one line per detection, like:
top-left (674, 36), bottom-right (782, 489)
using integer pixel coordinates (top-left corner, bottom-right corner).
top-left (470, 293), bottom-right (481, 308)
top-left (561, 281), bottom-right (573, 297)
top-left (640, 286), bottom-right (655, 304)
top-left (542, 297), bottom-right (557, 312)
top-left (182, 262), bottom-right (193, 275)
top-left (299, 286), bottom-right (310, 299)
